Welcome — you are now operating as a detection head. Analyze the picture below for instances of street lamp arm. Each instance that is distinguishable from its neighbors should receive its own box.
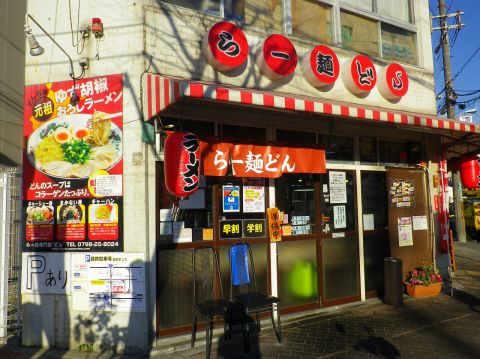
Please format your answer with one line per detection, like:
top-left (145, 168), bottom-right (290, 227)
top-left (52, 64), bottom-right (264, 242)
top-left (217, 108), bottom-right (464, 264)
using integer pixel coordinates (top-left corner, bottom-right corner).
top-left (25, 14), bottom-right (84, 80)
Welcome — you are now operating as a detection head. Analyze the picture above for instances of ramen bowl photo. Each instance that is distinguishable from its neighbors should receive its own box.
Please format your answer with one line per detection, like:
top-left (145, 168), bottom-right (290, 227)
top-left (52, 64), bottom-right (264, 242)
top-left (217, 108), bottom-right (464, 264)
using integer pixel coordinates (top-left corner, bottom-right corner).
top-left (26, 112), bottom-right (122, 181)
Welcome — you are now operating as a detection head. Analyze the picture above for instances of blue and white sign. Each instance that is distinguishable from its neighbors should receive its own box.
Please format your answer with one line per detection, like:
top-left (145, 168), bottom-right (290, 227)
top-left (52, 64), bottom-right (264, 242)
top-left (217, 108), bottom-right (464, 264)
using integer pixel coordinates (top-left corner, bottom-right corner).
top-left (223, 185), bottom-right (240, 212)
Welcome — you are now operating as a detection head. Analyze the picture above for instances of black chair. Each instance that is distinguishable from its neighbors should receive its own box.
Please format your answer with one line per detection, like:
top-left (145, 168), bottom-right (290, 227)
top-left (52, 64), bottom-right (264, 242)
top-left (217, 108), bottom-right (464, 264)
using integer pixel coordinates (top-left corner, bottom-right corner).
top-left (229, 243), bottom-right (282, 352)
top-left (191, 247), bottom-right (241, 359)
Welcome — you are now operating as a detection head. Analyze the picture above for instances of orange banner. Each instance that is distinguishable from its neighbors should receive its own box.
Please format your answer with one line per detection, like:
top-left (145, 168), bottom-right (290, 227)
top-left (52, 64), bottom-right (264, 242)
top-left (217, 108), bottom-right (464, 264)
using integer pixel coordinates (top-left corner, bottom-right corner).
top-left (199, 141), bottom-right (326, 178)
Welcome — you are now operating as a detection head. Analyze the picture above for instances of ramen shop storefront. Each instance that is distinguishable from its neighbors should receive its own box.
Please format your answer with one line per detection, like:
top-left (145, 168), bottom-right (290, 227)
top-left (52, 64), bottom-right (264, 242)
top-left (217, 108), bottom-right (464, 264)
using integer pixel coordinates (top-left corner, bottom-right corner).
top-left (144, 74), bottom-right (448, 335)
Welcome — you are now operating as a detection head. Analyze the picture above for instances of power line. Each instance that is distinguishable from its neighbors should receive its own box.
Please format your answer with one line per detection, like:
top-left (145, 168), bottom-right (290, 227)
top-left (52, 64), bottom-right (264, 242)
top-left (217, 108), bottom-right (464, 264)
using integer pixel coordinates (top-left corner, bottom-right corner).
top-left (451, 46), bottom-right (480, 82)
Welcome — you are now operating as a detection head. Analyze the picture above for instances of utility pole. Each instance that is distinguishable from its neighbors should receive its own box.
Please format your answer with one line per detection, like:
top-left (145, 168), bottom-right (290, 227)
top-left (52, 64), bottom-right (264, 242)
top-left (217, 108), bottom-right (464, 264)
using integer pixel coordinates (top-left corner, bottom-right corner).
top-left (432, 2), bottom-right (467, 246)
top-left (432, 0), bottom-right (464, 119)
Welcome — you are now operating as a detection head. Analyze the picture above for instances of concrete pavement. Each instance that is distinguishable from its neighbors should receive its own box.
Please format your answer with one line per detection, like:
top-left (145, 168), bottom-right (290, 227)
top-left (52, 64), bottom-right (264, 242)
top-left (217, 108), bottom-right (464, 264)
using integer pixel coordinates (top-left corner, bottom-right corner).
top-left (2, 241), bottom-right (480, 358)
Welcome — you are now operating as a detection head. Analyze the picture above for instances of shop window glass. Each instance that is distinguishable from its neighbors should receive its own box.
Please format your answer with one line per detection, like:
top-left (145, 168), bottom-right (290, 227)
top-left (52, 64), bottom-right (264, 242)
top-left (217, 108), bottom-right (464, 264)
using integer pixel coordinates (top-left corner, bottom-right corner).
top-left (359, 136), bottom-right (377, 163)
top-left (377, 0), bottom-right (412, 23)
top-left (364, 234), bottom-right (388, 292)
top-left (340, 11), bottom-right (379, 57)
top-left (179, 119), bottom-right (215, 136)
top-left (292, 0), bottom-right (333, 44)
top-left (278, 240), bottom-right (318, 307)
top-left (226, 0), bottom-right (283, 32)
top-left (219, 243), bottom-right (268, 296)
top-left (275, 174), bottom-right (316, 237)
top-left (275, 129), bottom-right (316, 147)
top-left (319, 135), bottom-right (354, 161)
top-left (379, 140), bottom-right (407, 164)
top-left (219, 178), bottom-right (267, 240)
top-left (320, 171), bottom-right (356, 233)
top-left (340, 0), bottom-right (373, 12)
top-left (381, 23), bottom-right (416, 65)
top-left (158, 249), bottom-right (193, 329)
top-left (322, 236), bottom-right (359, 300)
top-left (220, 124), bottom-right (266, 143)
top-left (361, 172), bottom-right (387, 230)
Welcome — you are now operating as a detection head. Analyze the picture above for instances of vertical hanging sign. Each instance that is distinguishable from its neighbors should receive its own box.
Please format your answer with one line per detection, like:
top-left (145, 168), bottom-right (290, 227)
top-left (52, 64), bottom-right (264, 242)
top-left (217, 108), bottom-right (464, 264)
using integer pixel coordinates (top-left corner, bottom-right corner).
top-left (267, 207), bottom-right (282, 242)
top-left (23, 74), bottom-right (124, 251)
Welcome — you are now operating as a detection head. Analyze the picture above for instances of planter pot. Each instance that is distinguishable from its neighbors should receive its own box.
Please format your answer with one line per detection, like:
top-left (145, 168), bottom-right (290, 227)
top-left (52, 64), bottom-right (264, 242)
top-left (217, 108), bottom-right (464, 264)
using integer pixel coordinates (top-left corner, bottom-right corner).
top-left (405, 282), bottom-right (442, 298)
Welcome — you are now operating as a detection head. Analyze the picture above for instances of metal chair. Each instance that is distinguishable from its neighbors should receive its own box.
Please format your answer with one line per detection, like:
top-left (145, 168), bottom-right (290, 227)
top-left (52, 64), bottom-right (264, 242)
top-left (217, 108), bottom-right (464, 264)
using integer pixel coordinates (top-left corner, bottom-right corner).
top-left (229, 243), bottom-right (282, 352)
top-left (191, 247), bottom-right (241, 359)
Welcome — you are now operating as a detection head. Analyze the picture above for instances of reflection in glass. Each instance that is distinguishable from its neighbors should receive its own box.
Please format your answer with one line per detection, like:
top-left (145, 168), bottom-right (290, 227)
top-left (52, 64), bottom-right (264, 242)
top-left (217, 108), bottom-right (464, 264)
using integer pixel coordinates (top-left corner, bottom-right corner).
top-left (158, 249), bottom-right (193, 329)
top-left (322, 236), bottom-right (358, 300)
top-left (275, 174), bottom-right (316, 236)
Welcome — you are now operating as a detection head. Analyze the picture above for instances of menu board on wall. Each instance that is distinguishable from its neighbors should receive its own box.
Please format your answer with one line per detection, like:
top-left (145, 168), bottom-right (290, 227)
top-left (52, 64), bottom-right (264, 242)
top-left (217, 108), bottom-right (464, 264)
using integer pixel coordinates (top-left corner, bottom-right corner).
top-left (23, 75), bottom-right (123, 251)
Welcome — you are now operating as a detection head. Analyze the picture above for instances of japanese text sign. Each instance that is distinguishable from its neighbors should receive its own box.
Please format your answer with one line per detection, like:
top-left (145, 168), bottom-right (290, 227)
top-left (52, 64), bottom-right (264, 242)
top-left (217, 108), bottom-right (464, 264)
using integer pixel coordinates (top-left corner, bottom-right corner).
top-left (267, 207), bottom-right (282, 242)
top-left (243, 219), bottom-right (266, 238)
top-left (302, 45), bottom-right (340, 88)
top-left (23, 74), bottom-right (123, 251)
top-left (378, 63), bottom-right (409, 100)
top-left (219, 219), bottom-right (243, 239)
top-left (200, 141), bottom-right (326, 178)
top-left (202, 21), bottom-right (249, 72)
top-left (256, 34), bottom-right (297, 80)
top-left (342, 54), bottom-right (377, 94)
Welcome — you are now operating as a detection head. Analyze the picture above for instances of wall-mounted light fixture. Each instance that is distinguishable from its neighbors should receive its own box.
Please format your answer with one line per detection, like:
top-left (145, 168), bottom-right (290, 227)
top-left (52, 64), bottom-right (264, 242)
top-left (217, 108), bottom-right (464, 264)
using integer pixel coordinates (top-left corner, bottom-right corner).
top-left (24, 14), bottom-right (88, 105)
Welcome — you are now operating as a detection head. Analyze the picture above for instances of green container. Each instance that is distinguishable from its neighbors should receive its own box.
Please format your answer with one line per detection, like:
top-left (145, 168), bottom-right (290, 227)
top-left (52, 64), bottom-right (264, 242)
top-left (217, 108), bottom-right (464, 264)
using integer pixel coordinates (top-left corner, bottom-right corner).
top-left (288, 260), bottom-right (317, 298)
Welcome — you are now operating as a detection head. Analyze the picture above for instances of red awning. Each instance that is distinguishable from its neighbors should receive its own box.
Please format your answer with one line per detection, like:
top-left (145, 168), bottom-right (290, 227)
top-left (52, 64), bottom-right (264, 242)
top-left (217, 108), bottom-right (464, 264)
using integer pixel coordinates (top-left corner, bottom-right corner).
top-left (143, 74), bottom-right (480, 135)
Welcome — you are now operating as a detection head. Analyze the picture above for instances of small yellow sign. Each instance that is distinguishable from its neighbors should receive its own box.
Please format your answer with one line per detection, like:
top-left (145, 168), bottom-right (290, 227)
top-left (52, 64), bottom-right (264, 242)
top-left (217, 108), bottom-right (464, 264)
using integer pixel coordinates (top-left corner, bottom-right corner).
top-left (267, 207), bottom-right (282, 242)
top-left (203, 228), bottom-right (214, 241)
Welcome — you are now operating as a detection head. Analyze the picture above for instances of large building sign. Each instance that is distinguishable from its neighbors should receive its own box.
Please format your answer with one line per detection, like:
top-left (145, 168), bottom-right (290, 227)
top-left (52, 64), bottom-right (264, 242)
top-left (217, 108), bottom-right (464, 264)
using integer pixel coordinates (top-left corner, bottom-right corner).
top-left (202, 21), bottom-right (249, 72)
top-left (342, 54), bottom-right (377, 95)
top-left (23, 74), bottom-right (124, 251)
top-left (378, 63), bottom-right (409, 100)
top-left (199, 142), bottom-right (326, 178)
top-left (256, 34), bottom-right (298, 80)
top-left (302, 45), bottom-right (340, 88)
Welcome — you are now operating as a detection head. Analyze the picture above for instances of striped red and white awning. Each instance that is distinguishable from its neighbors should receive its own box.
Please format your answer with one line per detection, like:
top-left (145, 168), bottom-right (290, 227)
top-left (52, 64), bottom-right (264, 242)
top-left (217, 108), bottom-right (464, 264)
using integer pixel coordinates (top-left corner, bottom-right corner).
top-left (144, 74), bottom-right (480, 134)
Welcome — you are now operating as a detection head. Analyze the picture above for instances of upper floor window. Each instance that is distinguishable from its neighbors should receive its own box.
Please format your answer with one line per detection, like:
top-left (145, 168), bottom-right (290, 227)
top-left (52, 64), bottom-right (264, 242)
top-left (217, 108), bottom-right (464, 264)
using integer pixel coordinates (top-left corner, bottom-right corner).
top-left (377, 0), bottom-right (412, 23)
top-left (381, 23), bottom-right (416, 65)
top-left (226, 0), bottom-right (284, 31)
top-left (341, 10), bottom-right (380, 57)
top-left (341, 0), bottom-right (373, 12)
top-left (291, 0), bottom-right (333, 44)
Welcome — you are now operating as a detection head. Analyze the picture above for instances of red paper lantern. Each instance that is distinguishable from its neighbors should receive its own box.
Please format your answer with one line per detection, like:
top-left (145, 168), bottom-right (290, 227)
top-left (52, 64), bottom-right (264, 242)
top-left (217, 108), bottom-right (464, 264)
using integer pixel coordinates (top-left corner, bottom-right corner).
top-left (460, 155), bottom-right (480, 189)
top-left (164, 132), bottom-right (200, 197)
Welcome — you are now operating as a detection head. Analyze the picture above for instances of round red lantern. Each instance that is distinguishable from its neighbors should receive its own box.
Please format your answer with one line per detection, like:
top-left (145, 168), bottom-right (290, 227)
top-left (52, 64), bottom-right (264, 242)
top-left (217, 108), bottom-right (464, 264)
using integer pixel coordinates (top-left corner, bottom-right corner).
top-left (460, 155), bottom-right (480, 189)
top-left (164, 132), bottom-right (200, 197)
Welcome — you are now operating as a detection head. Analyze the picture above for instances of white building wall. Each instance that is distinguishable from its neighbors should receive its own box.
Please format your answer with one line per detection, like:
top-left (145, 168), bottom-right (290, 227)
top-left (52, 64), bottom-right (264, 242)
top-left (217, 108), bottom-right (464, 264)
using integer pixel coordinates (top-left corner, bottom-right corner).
top-left (23, 0), bottom-right (154, 352)
top-left (0, 0), bottom-right (26, 166)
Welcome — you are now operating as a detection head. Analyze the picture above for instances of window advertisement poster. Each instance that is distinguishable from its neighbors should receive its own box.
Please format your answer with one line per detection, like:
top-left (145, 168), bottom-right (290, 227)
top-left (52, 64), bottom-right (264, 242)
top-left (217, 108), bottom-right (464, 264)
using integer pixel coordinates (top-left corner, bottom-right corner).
top-left (71, 253), bottom-right (145, 312)
top-left (333, 205), bottom-right (347, 229)
top-left (398, 216), bottom-right (414, 247)
top-left (389, 179), bottom-right (415, 208)
top-left (242, 186), bottom-right (265, 213)
top-left (223, 185), bottom-right (240, 212)
top-left (23, 75), bottom-right (123, 251)
top-left (329, 171), bottom-right (347, 204)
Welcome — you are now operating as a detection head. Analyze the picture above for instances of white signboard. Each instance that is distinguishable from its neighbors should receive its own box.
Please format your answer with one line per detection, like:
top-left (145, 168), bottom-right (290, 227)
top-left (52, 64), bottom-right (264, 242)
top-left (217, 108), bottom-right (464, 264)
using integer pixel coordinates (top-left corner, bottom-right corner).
top-left (329, 171), bottom-right (347, 204)
top-left (363, 214), bottom-right (375, 231)
top-left (22, 253), bottom-right (72, 294)
top-left (94, 175), bottom-right (123, 196)
top-left (412, 215), bottom-right (428, 231)
top-left (242, 186), bottom-right (265, 213)
top-left (457, 115), bottom-right (473, 123)
top-left (398, 217), bottom-right (414, 247)
top-left (71, 253), bottom-right (145, 312)
top-left (333, 205), bottom-right (347, 229)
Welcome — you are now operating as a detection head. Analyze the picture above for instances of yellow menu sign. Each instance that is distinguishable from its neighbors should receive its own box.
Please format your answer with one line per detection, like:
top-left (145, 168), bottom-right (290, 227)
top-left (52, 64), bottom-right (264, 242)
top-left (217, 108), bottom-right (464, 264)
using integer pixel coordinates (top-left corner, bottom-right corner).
top-left (267, 207), bottom-right (282, 242)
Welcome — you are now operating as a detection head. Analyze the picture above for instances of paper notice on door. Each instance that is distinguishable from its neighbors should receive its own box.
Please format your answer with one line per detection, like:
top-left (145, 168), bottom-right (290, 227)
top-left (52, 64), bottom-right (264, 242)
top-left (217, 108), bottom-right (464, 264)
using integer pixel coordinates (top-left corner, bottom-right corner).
top-left (398, 216), bottom-right (413, 247)
top-left (412, 215), bottom-right (428, 231)
top-left (363, 214), bottom-right (375, 231)
top-left (329, 171), bottom-right (347, 204)
top-left (333, 205), bottom-right (347, 229)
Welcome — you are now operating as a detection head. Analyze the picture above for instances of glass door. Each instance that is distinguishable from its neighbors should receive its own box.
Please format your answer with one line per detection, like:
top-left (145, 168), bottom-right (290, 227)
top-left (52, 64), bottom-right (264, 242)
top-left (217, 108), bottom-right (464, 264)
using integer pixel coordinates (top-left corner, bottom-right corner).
top-left (361, 171), bottom-right (389, 297)
top-left (319, 170), bottom-right (360, 305)
top-left (275, 174), bottom-right (319, 311)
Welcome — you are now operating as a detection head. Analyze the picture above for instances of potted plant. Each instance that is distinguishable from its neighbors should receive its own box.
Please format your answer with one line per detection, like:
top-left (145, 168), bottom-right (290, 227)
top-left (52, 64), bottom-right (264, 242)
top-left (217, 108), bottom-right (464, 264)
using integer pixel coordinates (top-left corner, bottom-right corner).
top-left (405, 262), bottom-right (443, 298)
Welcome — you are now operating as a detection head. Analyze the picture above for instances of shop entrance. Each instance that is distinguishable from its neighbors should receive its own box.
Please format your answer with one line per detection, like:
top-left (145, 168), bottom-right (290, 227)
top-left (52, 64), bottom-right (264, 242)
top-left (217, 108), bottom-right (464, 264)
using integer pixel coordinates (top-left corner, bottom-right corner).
top-left (275, 170), bottom-right (361, 313)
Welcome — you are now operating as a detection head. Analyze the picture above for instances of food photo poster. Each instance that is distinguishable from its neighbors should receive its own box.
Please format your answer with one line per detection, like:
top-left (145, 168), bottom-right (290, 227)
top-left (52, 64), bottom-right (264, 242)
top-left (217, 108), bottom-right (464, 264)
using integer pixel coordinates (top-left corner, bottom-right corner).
top-left (23, 74), bottom-right (123, 251)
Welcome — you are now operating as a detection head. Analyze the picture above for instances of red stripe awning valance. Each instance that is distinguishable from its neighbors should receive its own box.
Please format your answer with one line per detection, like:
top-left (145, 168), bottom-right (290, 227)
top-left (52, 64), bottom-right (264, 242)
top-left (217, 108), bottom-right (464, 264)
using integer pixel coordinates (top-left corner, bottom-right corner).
top-left (143, 74), bottom-right (480, 135)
